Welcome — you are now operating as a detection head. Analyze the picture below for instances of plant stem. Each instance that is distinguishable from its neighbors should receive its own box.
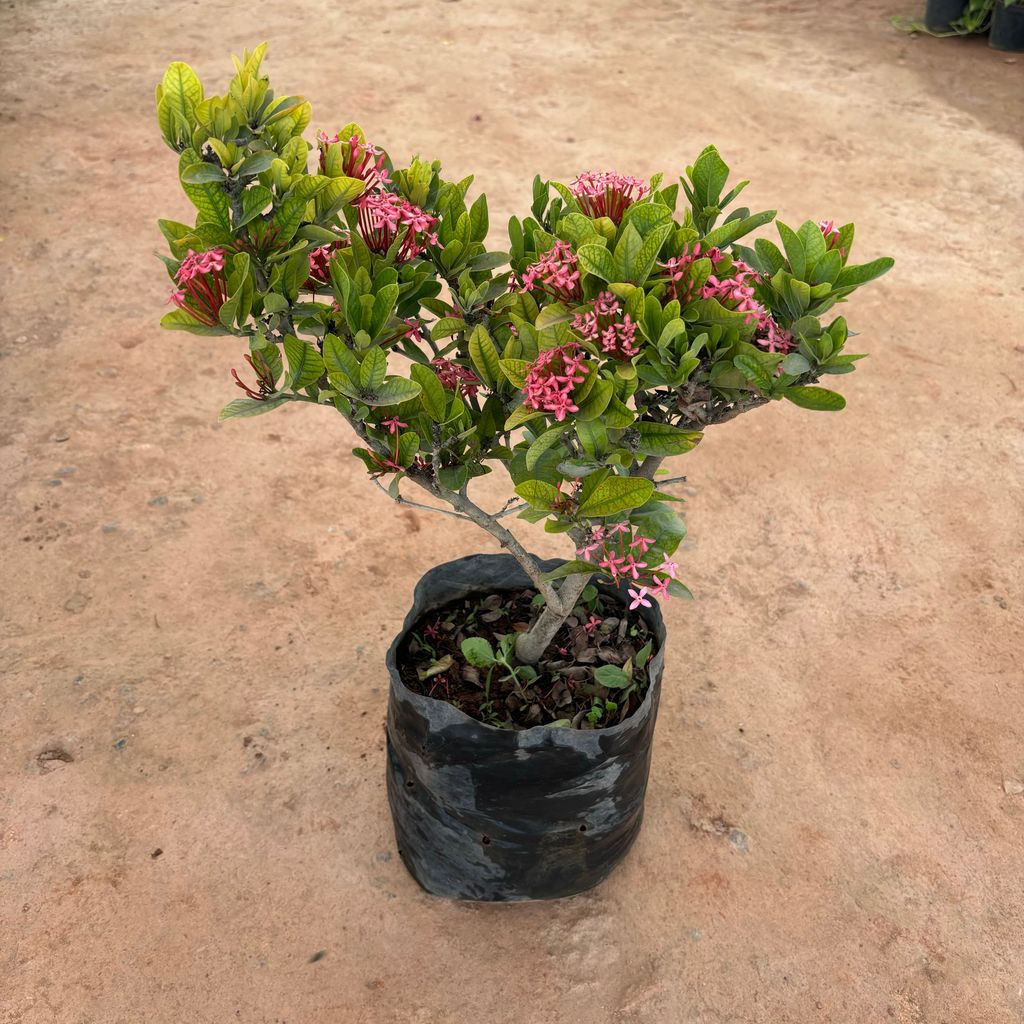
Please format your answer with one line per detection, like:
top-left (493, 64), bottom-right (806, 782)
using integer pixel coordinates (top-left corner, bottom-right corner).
top-left (514, 572), bottom-right (591, 665)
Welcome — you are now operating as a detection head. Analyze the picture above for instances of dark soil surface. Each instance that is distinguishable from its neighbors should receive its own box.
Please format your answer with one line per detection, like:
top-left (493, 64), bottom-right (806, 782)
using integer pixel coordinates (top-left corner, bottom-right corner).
top-left (398, 586), bottom-right (657, 729)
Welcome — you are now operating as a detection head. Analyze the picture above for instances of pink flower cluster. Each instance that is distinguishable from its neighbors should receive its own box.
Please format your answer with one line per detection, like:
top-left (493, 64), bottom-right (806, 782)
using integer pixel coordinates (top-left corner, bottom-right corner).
top-left (305, 243), bottom-right (338, 289)
top-left (522, 343), bottom-right (588, 422)
top-left (354, 190), bottom-right (438, 262)
top-left (571, 291), bottom-right (640, 360)
top-left (576, 523), bottom-right (680, 605)
top-left (317, 131), bottom-right (391, 188)
top-left (570, 171), bottom-right (649, 225)
top-left (519, 240), bottom-right (582, 304)
top-left (701, 257), bottom-right (761, 315)
top-left (659, 242), bottom-right (723, 303)
top-left (431, 357), bottom-right (481, 399)
top-left (168, 248), bottom-right (228, 327)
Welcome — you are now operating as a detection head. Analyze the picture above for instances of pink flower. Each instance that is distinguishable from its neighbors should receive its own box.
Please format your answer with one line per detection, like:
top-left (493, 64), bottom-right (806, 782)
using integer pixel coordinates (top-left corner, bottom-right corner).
top-left (701, 258), bottom-right (762, 317)
top-left (628, 587), bottom-right (652, 610)
top-left (658, 243), bottom-right (723, 303)
top-left (570, 171), bottom-right (648, 225)
top-left (631, 535), bottom-right (654, 553)
top-left (648, 576), bottom-right (671, 599)
top-left (607, 523), bottom-right (630, 536)
top-left (305, 244), bottom-right (339, 290)
top-left (571, 291), bottom-right (639, 360)
top-left (598, 552), bottom-right (626, 579)
top-left (431, 358), bottom-right (480, 399)
top-left (168, 248), bottom-right (228, 327)
top-left (318, 132), bottom-right (391, 188)
top-left (522, 343), bottom-right (588, 421)
top-left (622, 555), bottom-right (648, 580)
top-left (583, 614), bottom-right (602, 635)
top-left (752, 313), bottom-right (794, 355)
top-left (577, 540), bottom-right (602, 559)
top-left (381, 417), bottom-right (408, 435)
top-left (656, 558), bottom-right (679, 579)
top-left (354, 191), bottom-right (437, 262)
top-left (230, 351), bottom-right (276, 401)
top-left (519, 240), bottom-right (582, 303)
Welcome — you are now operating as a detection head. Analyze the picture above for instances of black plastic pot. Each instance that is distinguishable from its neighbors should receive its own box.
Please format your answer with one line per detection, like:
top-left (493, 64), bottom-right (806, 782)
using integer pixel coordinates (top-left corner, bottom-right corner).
top-left (924, 0), bottom-right (968, 31)
top-left (991, 3), bottom-right (1024, 49)
top-left (385, 553), bottom-right (666, 901)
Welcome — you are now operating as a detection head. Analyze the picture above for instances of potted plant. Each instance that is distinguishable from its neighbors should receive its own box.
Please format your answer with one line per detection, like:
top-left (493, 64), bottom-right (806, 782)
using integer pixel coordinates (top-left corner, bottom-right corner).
top-left (924, 0), bottom-right (969, 31)
top-left (897, 0), bottom-right (993, 33)
top-left (991, 0), bottom-right (1024, 48)
top-left (155, 47), bottom-right (894, 901)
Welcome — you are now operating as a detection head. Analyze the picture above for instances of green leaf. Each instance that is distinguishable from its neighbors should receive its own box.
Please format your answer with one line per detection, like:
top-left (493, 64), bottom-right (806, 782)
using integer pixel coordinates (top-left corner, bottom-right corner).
top-left (535, 303), bottom-right (573, 330)
top-left (631, 222), bottom-right (674, 284)
top-left (515, 479), bottom-right (559, 509)
top-left (410, 363), bottom-right (446, 420)
top-left (526, 424), bottom-right (566, 471)
top-left (468, 324), bottom-right (501, 388)
top-left (576, 243), bottom-right (617, 283)
top-left (161, 61), bottom-right (202, 139)
top-left (578, 476), bottom-right (654, 517)
top-left (594, 665), bottom-right (632, 689)
top-left (359, 347), bottom-right (387, 392)
top-left (182, 162), bottom-right (225, 184)
top-left (733, 354), bottom-right (774, 390)
top-left (237, 185), bottom-right (272, 228)
top-left (783, 385), bottom-right (846, 411)
top-left (635, 422), bottom-right (703, 457)
top-left (469, 193), bottom-right (489, 241)
top-left (160, 309), bottom-right (231, 336)
top-left (284, 335), bottom-right (325, 390)
top-left (798, 219), bottom-right (828, 273)
top-left (431, 317), bottom-right (466, 341)
top-left (218, 396), bottom-right (289, 421)
top-left (363, 378), bottom-right (422, 407)
top-left (576, 378), bottom-right (613, 421)
top-left (504, 403), bottom-right (543, 430)
top-left (703, 209), bottom-right (776, 249)
top-left (781, 353), bottom-right (812, 375)
top-left (777, 221), bottom-right (806, 280)
top-left (396, 430), bottom-right (420, 467)
top-left (461, 637), bottom-right (495, 668)
top-left (178, 149), bottom-right (231, 234)
top-left (690, 146), bottom-right (729, 208)
top-left (540, 560), bottom-right (598, 582)
top-left (499, 358), bottom-right (531, 388)
top-left (683, 298), bottom-right (750, 328)
top-left (237, 151), bottom-right (276, 177)
top-left (834, 257), bottom-right (895, 290)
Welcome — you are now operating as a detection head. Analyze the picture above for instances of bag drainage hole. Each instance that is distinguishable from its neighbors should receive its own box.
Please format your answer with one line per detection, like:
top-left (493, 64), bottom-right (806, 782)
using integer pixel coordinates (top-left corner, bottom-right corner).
top-left (481, 835), bottom-right (491, 845)
top-left (405, 780), bottom-right (415, 788)
top-left (579, 824), bottom-right (588, 832)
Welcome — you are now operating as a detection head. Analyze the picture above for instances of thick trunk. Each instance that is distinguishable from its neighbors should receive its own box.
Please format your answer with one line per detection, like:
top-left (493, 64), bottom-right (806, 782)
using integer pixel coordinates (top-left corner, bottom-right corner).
top-left (515, 572), bottom-right (591, 664)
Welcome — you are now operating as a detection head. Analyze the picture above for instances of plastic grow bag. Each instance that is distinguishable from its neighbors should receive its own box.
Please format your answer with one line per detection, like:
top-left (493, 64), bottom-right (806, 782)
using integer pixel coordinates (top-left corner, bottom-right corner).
top-left (385, 553), bottom-right (667, 901)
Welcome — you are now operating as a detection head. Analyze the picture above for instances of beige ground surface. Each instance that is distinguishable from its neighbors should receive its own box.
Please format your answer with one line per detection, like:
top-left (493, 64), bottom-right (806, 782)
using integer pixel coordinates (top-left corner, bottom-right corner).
top-left (2, 1), bottom-right (1023, 1021)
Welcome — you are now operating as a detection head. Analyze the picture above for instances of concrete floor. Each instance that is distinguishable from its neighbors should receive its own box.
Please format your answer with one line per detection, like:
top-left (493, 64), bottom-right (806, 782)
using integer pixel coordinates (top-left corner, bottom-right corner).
top-left (1, 1), bottom-right (1022, 1021)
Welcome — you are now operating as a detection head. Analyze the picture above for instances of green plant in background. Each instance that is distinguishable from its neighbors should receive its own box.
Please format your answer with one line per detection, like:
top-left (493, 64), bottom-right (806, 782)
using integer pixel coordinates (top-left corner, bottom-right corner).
top-left (155, 45), bottom-right (893, 670)
top-left (892, 0), bottom-right (996, 35)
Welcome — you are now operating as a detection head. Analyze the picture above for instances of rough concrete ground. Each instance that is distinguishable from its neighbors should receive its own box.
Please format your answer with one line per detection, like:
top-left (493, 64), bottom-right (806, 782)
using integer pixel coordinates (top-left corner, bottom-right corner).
top-left (1, 1), bottom-right (1022, 1021)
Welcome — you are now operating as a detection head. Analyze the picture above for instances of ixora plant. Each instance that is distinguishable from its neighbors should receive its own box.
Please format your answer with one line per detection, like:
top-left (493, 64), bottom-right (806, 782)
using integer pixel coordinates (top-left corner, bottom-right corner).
top-left (155, 47), bottom-right (892, 901)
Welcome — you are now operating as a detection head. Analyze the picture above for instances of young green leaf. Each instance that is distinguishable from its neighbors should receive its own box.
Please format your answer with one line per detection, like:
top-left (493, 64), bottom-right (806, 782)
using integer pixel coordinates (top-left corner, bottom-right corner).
top-left (461, 637), bottom-right (495, 668)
